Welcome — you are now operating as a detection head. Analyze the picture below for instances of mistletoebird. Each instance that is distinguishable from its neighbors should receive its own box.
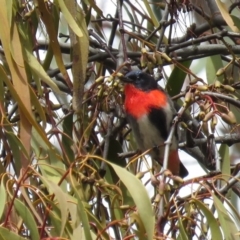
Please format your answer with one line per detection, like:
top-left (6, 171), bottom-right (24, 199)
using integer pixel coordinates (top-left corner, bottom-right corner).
top-left (120, 70), bottom-right (188, 177)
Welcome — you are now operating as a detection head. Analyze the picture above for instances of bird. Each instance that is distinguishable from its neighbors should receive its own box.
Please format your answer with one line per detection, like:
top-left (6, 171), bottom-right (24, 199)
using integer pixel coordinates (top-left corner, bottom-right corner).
top-left (120, 70), bottom-right (188, 178)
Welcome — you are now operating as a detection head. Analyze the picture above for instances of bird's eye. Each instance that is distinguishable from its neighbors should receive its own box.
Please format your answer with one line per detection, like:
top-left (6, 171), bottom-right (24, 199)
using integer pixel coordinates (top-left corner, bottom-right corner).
top-left (136, 72), bottom-right (143, 81)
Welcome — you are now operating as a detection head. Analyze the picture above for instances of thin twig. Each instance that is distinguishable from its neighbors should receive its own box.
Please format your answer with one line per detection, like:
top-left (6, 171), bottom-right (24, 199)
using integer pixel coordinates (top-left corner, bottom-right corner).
top-left (156, 3), bottom-right (169, 50)
top-left (219, 170), bottom-right (240, 194)
top-left (179, 133), bottom-right (240, 147)
top-left (169, 29), bottom-right (228, 52)
top-left (229, 1), bottom-right (240, 13)
top-left (158, 106), bottom-right (186, 218)
top-left (89, 29), bottom-right (117, 63)
top-left (117, 0), bottom-right (128, 64)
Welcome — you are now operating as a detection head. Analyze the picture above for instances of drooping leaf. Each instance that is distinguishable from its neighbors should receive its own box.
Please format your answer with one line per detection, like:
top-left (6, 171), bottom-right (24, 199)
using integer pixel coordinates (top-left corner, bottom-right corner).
top-left (0, 3), bottom-right (32, 170)
top-left (193, 198), bottom-right (223, 240)
top-left (219, 144), bottom-right (230, 181)
top-left (206, 55), bottom-right (224, 83)
top-left (4, 128), bottom-right (29, 175)
top-left (56, 0), bottom-right (84, 37)
top-left (213, 195), bottom-right (238, 240)
top-left (87, 0), bottom-right (103, 17)
top-left (37, 0), bottom-right (71, 88)
top-left (0, 182), bottom-right (6, 220)
top-left (63, 0), bottom-right (89, 112)
top-left (47, 180), bottom-right (68, 237)
top-left (166, 60), bottom-right (192, 97)
top-left (72, 224), bottom-right (98, 240)
top-left (14, 199), bottom-right (40, 240)
top-left (29, 86), bottom-right (47, 129)
top-left (215, 0), bottom-right (240, 32)
top-left (142, 0), bottom-right (160, 28)
top-left (0, 227), bottom-right (26, 240)
top-left (62, 113), bottom-right (74, 163)
top-left (109, 162), bottom-right (155, 240)
top-left (69, 174), bottom-right (93, 240)
top-left (177, 218), bottom-right (188, 240)
top-left (24, 49), bottom-right (60, 93)
top-left (231, 15), bottom-right (240, 31)
top-left (0, 65), bottom-right (52, 148)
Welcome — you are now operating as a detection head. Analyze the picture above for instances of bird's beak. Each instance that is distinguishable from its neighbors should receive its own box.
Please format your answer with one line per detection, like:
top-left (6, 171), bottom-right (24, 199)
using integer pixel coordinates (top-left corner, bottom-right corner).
top-left (118, 74), bottom-right (133, 83)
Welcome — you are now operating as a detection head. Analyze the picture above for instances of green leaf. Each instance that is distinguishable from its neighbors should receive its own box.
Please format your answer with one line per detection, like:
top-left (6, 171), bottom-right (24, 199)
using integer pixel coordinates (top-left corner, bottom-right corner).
top-left (70, 175), bottom-right (93, 240)
top-left (14, 199), bottom-right (40, 240)
top-left (29, 87), bottom-right (47, 128)
top-left (225, 196), bottom-right (240, 229)
top-left (219, 144), bottom-right (230, 179)
top-left (86, 209), bottom-right (109, 239)
top-left (0, 66), bottom-right (52, 148)
top-left (206, 55), bottom-right (224, 83)
top-left (142, 0), bottom-right (160, 28)
top-left (20, 186), bottom-right (44, 227)
top-left (4, 122), bottom-right (29, 175)
top-left (32, 128), bottom-right (67, 191)
top-left (177, 215), bottom-right (188, 240)
top-left (0, 227), bottom-right (26, 240)
top-left (24, 49), bottom-right (60, 93)
top-left (72, 223), bottom-right (83, 240)
top-left (39, 164), bottom-right (65, 186)
top-left (5, 0), bottom-right (12, 26)
top-left (193, 198), bottom-right (223, 240)
top-left (215, 0), bottom-right (240, 32)
top-left (87, 0), bottom-right (103, 17)
top-left (46, 200), bottom-right (73, 237)
top-left (72, 224), bottom-right (98, 240)
top-left (48, 209), bottom-right (62, 237)
top-left (62, 113), bottom-right (74, 163)
top-left (213, 195), bottom-right (238, 240)
top-left (4, 130), bottom-right (21, 174)
top-left (109, 162), bottom-right (155, 240)
top-left (0, 182), bottom-right (6, 219)
top-left (151, 0), bottom-right (162, 21)
top-left (231, 15), bottom-right (240, 31)
top-left (166, 60), bottom-right (192, 97)
top-left (44, 180), bottom-right (68, 237)
top-left (56, 0), bottom-right (84, 37)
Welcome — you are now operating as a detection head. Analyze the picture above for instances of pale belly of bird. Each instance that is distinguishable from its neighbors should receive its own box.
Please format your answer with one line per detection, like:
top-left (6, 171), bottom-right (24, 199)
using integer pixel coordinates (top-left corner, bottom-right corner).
top-left (128, 114), bottom-right (178, 162)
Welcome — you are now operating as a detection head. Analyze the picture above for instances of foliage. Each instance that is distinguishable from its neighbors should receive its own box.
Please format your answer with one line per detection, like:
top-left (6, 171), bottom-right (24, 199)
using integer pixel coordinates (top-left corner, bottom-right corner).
top-left (0, 0), bottom-right (240, 239)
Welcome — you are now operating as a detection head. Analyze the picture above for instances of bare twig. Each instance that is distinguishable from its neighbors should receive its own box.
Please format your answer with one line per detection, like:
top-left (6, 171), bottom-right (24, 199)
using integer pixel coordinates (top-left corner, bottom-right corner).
top-left (219, 170), bottom-right (240, 194)
top-left (158, 106), bottom-right (186, 218)
top-left (156, 3), bottom-right (169, 50)
top-left (180, 133), bottom-right (240, 147)
top-left (169, 29), bottom-right (228, 52)
top-left (229, 1), bottom-right (240, 14)
top-left (117, 0), bottom-right (128, 65)
top-left (89, 29), bottom-right (117, 63)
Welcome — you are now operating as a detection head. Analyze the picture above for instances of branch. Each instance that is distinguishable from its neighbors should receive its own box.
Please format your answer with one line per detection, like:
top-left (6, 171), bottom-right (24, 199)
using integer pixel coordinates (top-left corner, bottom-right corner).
top-left (179, 133), bottom-right (240, 147)
top-left (36, 39), bottom-right (71, 54)
top-left (156, 3), bottom-right (169, 50)
top-left (117, 0), bottom-right (128, 65)
top-left (168, 29), bottom-right (228, 52)
top-left (35, 36), bottom-right (240, 68)
top-left (219, 169), bottom-right (240, 194)
top-left (89, 29), bottom-right (117, 63)
top-left (88, 44), bottom-right (240, 66)
top-left (173, 44), bottom-right (240, 60)
top-left (158, 105), bottom-right (187, 218)
top-left (229, 1), bottom-right (240, 13)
